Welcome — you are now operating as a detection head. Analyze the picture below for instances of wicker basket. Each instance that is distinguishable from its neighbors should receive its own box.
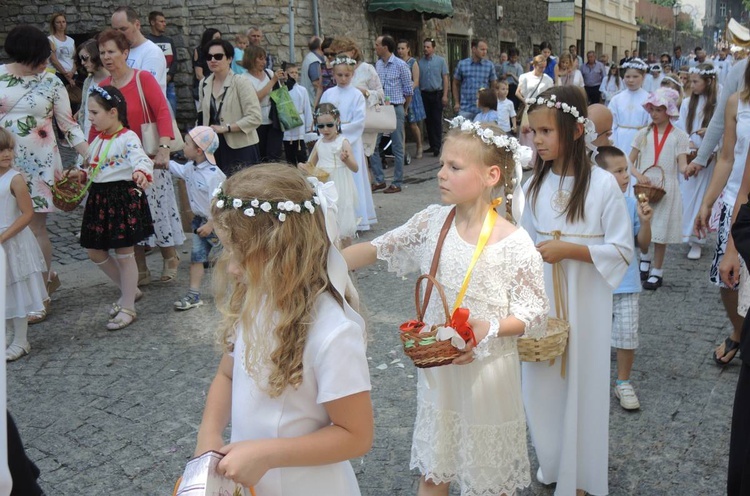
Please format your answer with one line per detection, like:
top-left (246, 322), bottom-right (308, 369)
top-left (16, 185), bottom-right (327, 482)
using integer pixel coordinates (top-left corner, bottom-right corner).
top-left (632, 165), bottom-right (666, 204)
top-left (518, 317), bottom-right (569, 362)
top-left (399, 274), bottom-right (462, 368)
top-left (51, 175), bottom-right (88, 212)
top-left (299, 162), bottom-right (330, 182)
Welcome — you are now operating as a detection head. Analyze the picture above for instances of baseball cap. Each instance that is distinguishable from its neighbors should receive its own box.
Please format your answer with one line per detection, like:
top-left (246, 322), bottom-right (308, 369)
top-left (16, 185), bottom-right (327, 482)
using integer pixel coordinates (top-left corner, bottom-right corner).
top-left (188, 126), bottom-right (219, 165)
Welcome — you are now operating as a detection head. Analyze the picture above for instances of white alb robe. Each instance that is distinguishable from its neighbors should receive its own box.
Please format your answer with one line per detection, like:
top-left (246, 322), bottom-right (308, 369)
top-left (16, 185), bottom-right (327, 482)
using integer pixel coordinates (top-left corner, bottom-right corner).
top-left (521, 167), bottom-right (633, 496)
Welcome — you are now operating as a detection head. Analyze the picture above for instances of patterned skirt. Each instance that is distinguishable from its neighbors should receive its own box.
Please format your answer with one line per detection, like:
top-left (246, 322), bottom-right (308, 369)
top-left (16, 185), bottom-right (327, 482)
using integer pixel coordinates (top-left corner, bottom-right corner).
top-left (80, 181), bottom-right (154, 250)
top-left (408, 88), bottom-right (426, 123)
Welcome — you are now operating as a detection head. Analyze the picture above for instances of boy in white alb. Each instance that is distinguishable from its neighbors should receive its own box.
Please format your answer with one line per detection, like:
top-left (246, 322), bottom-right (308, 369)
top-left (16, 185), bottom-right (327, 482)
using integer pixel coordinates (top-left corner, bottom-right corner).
top-left (496, 80), bottom-right (517, 134)
top-left (165, 127), bottom-right (226, 310)
top-left (282, 63), bottom-right (313, 164)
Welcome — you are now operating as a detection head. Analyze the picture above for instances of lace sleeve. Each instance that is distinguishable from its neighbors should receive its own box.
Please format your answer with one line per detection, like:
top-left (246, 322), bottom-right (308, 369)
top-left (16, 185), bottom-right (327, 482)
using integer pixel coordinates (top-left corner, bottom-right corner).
top-left (509, 243), bottom-right (549, 338)
top-left (371, 204), bottom-right (443, 277)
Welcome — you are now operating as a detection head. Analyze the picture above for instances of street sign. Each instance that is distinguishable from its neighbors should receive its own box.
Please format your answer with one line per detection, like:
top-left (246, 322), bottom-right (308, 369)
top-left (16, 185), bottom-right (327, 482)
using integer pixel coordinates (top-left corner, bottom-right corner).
top-left (548, 0), bottom-right (574, 21)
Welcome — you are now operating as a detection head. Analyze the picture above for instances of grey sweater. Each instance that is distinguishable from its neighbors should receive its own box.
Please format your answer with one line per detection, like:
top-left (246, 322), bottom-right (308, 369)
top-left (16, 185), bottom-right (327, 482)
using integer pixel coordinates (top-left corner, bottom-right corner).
top-left (695, 58), bottom-right (748, 166)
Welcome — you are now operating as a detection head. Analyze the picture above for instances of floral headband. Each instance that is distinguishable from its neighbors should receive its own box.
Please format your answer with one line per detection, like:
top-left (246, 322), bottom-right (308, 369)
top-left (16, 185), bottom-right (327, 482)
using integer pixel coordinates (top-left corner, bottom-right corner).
top-left (313, 107), bottom-right (340, 119)
top-left (525, 93), bottom-right (597, 144)
top-left (689, 66), bottom-right (718, 76)
top-left (333, 56), bottom-right (357, 66)
top-left (621, 58), bottom-right (649, 71)
top-left (89, 85), bottom-right (121, 103)
top-left (212, 186), bottom-right (320, 222)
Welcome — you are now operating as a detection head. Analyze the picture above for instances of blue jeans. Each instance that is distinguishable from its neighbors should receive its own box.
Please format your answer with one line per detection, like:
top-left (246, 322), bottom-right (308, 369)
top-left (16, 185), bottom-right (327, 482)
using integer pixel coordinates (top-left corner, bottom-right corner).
top-left (369, 104), bottom-right (405, 187)
top-left (166, 82), bottom-right (177, 116)
top-left (191, 216), bottom-right (220, 263)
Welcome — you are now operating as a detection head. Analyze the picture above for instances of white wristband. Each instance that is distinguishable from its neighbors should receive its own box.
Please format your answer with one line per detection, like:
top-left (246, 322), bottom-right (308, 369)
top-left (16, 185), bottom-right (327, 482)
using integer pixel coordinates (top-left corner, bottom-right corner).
top-left (473, 318), bottom-right (500, 361)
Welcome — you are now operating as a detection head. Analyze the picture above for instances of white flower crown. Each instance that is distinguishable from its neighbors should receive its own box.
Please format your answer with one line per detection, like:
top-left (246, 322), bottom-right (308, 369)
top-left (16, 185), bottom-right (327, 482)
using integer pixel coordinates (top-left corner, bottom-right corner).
top-left (445, 116), bottom-right (532, 169)
top-left (621, 58), bottom-right (649, 71)
top-left (525, 94), bottom-right (597, 143)
top-left (688, 66), bottom-right (718, 76)
top-left (333, 56), bottom-right (357, 66)
top-left (212, 185), bottom-right (320, 222)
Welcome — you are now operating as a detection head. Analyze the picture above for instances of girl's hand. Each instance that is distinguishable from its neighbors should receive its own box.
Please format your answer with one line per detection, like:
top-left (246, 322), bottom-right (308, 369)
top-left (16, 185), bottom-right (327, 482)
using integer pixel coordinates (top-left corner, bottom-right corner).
top-left (536, 240), bottom-right (571, 264)
top-left (693, 204), bottom-right (712, 239)
top-left (340, 148), bottom-right (350, 162)
top-left (132, 171), bottom-right (149, 189)
top-left (635, 173), bottom-right (651, 185)
top-left (696, 127), bottom-right (707, 137)
top-left (217, 440), bottom-right (272, 488)
top-left (65, 169), bottom-right (83, 182)
top-left (684, 163), bottom-right (700, 179)
top-left (451, 318), bottom-right (490, 365)
top-left (637, 200), bottom-right (653, 223)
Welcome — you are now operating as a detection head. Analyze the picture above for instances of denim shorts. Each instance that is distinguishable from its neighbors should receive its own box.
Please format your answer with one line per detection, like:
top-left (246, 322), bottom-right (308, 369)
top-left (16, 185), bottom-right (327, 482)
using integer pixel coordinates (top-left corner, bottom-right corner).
top-left (191, 215), bottom-right (220, 263)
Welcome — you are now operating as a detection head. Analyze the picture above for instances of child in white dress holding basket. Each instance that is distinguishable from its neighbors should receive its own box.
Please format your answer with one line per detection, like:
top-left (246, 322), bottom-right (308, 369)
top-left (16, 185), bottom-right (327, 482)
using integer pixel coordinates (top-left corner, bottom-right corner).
top-left (521, 86), bottom-right (634, 496)
top-left (299, 103), bottom-right (358, 245)
top-left (629, 87), bottom-right (690, 290)
top-left (345, 119), bottom-right (549, 495)
top-left (0, 128), bottom-right (48, 361)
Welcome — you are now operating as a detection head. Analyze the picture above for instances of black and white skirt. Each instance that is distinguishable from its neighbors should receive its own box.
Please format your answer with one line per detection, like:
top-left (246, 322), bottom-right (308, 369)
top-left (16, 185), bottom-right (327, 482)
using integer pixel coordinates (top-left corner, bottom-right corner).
top-left (80, 181), bottom-right (154, 250)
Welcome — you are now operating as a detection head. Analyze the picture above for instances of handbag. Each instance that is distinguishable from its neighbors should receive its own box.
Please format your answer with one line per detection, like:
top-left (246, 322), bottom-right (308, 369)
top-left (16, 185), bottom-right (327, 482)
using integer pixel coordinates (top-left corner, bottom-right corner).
top-left (135, 70), bottom-right (184, 155)
top-left (264, 69), bottom-right (286, 131)
top-left (269, 85), bottom-right (304, 131)
top-left (173, 451), bottom-right (255, 496)
top-left (519, 76), bottom-right (545, 129)
top-left (364, 102), bottom-right (397, 134)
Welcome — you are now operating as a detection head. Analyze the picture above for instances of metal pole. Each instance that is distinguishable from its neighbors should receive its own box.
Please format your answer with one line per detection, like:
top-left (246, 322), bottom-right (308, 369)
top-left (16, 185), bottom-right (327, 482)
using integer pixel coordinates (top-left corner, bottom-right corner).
top-left (289, 0), bottom-right (295, 63)
top-left (312, 0), bottom-right (320, 37)
top-left (581, 0), bottom-right (586, 55)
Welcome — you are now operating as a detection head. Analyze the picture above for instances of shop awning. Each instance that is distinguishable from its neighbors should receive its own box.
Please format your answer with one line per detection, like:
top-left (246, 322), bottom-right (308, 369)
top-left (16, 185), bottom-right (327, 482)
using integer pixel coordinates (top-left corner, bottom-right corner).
top-left (368, 0), bottom-right (453, 19)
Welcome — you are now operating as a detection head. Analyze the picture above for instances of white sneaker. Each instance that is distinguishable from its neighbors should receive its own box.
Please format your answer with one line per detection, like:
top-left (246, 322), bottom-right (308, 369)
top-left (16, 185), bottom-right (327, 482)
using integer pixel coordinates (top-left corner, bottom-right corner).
top-left (687, 244), bottom-right (702, 260)
top-left (614, 382), bottom-right (641, 410)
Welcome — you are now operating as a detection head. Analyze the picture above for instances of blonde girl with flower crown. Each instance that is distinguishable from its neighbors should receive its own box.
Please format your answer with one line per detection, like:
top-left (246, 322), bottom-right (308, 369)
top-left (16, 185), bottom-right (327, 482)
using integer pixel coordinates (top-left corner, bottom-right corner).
top-left (192, 164), bottom-right (372, 494)
top-left (345, 120), bottom-right (549, 495)
top-left (521, 86), bottom-right (634, 496)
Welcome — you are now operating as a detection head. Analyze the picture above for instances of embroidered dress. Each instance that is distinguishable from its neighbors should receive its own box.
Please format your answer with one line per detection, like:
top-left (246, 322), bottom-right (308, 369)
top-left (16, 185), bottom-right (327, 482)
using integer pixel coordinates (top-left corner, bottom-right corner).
top-left (631, 124), bottom-right (690, 244)
top-left (230, 293), bottom-right (370, 495)
top-left (0, 65), bottom-right (86, 212)
top-left (313, 135), bottom-right (358, 239)
top-left (0, 170), bottom-right (47, 319)
top-left (373, 204), bottom-right (549, 496)
top-left (320, 84), bottom-right (377, 231)
top-left (521, 167), bottom-right (633, 496)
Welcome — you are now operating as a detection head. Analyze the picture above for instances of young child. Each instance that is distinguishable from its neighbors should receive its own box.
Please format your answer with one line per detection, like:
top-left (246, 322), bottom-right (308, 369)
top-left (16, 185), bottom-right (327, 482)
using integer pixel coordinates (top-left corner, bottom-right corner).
top-left (521, 86), bottom-right (634, 496)
top-left (496, 80), bottom-right (517, 134)
top-left (595, 146), bottom-right (653, 410)
top-left (281, 62), bottom-right (313, 165)
top-left (629, 87), bottom-right (690, 290)
top-left (75, 85), bottom-right (154, 331)
top-left (676, 63), bottom-right (719, 260)
top-left (164, 126), bottom-right (226, 310)
top-left (231, 33), bottom-right (249, 75)
top-left (344, 119), bottom-right (549, 495)
top-left (473, 87), bottom-right (499, 124)
top-left (299, 103), bottom-right (358, 244)
top-left (193, 164), bottom-right (372, 494)
top-left (660, 75), bottom-right (684, 107)
top-left (610, 59), bottom-right (650, 161)
top-left (0, 128), bottom-right (48, 361)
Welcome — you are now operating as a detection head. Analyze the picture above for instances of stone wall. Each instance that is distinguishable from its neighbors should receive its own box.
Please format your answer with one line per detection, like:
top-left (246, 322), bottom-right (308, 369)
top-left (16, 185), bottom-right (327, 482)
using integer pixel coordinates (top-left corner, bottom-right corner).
top-left (637, 24), bottom-right (703, 59)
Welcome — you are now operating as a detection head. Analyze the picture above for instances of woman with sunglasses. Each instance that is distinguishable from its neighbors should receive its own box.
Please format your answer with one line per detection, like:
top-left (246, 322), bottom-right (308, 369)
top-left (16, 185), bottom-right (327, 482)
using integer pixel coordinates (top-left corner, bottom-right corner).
top-left (197, 39), bottom-right (262, 175)
top-left (75, 39), bottom-right (109, 138)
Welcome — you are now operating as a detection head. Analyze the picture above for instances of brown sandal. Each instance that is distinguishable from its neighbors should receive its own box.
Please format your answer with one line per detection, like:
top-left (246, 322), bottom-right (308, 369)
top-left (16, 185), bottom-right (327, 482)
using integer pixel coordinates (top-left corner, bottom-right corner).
top-left (159, 255), bottom-right (180, 283)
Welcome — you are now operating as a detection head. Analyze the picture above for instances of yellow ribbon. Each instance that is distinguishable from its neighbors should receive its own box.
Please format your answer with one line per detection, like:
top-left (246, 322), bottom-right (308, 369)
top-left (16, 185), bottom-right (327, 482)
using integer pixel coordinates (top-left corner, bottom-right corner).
top-left (452, 198), bottom-right (502, 313)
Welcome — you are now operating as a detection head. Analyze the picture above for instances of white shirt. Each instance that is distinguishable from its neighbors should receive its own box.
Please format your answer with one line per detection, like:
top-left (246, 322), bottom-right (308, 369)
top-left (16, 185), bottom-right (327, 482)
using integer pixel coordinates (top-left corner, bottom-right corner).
top-left (167, 159), bottom-right (226, 218)
top-left (496, 98), bottom-right (516, 132)
top-left (127, 39), bottom-right (167, 95)
top-left (48, 35), bottom-right (75, 73)
top-left (245, 71), bottom-right (272, 125)
top-left (283, 84), bottom-right (314, 141)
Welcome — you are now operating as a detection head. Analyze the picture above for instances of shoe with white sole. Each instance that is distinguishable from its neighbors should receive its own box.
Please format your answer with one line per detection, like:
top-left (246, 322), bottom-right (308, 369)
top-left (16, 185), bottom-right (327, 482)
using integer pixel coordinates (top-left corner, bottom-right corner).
top-left (614, 382), bottom-right (641, 410)
top-left (687, 244), bottom-right (702, 260)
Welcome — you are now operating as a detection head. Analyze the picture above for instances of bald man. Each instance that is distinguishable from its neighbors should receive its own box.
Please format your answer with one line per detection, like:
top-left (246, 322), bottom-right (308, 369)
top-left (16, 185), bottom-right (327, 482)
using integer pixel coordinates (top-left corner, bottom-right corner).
top-left (588, 104), bottom-right (614, 149)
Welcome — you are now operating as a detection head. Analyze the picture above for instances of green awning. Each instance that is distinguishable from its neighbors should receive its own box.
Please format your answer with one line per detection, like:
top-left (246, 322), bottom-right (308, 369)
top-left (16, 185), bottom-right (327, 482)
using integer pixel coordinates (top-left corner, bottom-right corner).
top-left (368, 0), bottom-right (453, 19)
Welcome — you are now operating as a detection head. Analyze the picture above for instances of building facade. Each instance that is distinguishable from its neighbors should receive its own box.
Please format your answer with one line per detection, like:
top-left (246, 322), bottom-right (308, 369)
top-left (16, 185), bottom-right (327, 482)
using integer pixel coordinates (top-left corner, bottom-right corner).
top-left (559, 0), bottom-right (639, 62)
top-left (702, 0), bottom-right (746, 51)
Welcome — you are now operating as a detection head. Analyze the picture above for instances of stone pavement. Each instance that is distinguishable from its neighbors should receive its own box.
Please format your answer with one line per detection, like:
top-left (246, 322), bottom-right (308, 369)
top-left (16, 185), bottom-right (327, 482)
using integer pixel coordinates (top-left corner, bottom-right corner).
top-left (7, 149), bottom-right (738, 495)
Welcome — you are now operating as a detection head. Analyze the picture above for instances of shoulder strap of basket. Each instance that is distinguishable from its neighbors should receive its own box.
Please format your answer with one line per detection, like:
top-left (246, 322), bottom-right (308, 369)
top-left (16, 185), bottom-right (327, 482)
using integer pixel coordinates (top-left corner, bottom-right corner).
top-left (549, 230), bottom-right (569, 377)
top-left (420, 208), bottom-right (456, 314)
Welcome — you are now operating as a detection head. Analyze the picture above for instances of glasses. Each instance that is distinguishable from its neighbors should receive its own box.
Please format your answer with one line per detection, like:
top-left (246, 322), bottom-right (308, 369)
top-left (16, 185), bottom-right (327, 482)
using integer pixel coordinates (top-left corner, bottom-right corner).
top-left (316, 123), bottom-right (335, 129)
top-left (206, 53), bottom-right (226, 61)
top-left (324, 52), bottom-right (334, 57)
top-left (79, 55), bottom-right (90, 62)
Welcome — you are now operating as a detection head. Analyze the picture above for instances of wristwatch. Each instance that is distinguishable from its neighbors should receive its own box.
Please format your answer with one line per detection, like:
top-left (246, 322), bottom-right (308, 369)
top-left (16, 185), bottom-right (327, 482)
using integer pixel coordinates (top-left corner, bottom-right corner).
top-left (364, 90), bottom-right (370, 98)
top-left (159, 144), bottom-right (170, 149)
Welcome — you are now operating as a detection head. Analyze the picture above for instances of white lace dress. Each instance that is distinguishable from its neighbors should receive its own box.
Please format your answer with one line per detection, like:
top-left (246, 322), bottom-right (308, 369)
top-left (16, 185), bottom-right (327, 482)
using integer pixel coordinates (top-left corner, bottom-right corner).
top-left (372, 204), bottom-right (549, 496)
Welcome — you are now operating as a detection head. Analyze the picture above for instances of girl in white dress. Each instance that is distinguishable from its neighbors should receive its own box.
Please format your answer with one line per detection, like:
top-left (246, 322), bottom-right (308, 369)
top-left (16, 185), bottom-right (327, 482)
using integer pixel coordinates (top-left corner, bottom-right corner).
top-left (301, 103), bottom-right (359, 245)
top-left (0, 129), bottom-right (48, 361)
top-left (629, 88), bottom-right (690, 290)
top-left (599, 64), bottom-right (622, 105)
top-left (320, 57), bottom-right (373, 232)
top-left (609, 59), bottom-right (650, 159)
top-left (522, 86), bottom-right (634, 496)
top-left (193, 165), bottom-right (372, 494)
top-left (675, 63), bottom-right (720, 260)
top-left (345, 119), bottom-right (549, 495)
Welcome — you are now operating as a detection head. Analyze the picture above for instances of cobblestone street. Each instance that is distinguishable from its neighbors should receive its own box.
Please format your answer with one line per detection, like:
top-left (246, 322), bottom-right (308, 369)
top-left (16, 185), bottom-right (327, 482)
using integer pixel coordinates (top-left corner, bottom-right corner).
top-left (6, 150), bottom-right (738, 495)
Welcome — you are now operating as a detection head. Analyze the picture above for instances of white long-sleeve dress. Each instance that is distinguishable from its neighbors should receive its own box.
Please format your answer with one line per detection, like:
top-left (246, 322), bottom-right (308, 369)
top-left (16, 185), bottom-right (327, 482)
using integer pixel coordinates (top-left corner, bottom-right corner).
top-left (373, 204), bottom-right (549, 496)
top-left (521, 167), bottom-right (633, 496)
top-left (610, 88), bottom-right (650, 154)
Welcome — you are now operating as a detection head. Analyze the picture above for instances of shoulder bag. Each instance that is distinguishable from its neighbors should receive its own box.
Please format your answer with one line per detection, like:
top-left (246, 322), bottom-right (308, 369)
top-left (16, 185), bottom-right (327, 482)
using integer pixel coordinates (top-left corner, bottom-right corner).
top-left (135, 70), bottom-right (184, 155)
top-left (364, 94), bottom-right (397, 134)
top-left (518, 75), bottom-right (545, 128)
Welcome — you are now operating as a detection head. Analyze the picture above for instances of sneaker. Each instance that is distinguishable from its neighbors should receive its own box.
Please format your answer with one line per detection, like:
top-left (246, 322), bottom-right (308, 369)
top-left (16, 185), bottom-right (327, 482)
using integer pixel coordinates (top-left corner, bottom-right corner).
top-left (614, 382), bottom-right (641, 410)
top-left (687, 244), bottom-right (702, 260)
top-left (174, 293), bottom-right (203, 311)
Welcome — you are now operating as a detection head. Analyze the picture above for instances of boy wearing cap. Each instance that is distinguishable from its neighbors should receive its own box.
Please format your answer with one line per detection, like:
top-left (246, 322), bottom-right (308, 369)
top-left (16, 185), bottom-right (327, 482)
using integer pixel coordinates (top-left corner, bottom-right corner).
top-left (165, 126), bottom-right (227, 310)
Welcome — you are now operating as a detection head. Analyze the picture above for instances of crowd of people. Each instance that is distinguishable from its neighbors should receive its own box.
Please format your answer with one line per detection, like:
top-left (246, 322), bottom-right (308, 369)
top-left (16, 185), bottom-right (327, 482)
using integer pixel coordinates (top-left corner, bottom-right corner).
top-left (3, 7), bottom-right (750, 496)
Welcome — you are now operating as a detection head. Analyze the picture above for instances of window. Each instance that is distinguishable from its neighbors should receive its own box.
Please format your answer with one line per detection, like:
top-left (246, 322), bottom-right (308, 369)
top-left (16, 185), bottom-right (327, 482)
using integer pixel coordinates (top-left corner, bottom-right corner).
top-left (595, 42), bottom-right (603, 56)
top-left (719, 2), bottom-right (727, 18)
top-left (612, 46), bottom-right (618, 64)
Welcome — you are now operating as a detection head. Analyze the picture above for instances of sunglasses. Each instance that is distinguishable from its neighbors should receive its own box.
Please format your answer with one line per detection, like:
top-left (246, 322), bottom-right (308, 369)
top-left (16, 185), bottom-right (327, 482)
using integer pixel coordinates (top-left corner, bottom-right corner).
top-left (206, 53), bottom-right (226, 61)
top-left (324, 52), bottom-right (334, 57)
top-left (316, 123), bottom-right (336, 129)
top-left (79, 55), bottom-right (90, 62)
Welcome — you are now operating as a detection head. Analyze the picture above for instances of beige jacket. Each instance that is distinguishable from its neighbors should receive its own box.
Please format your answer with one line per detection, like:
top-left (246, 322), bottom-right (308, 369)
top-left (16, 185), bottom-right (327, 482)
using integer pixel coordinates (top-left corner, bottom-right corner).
top-left (198, 72), bottom-right (262, 149)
